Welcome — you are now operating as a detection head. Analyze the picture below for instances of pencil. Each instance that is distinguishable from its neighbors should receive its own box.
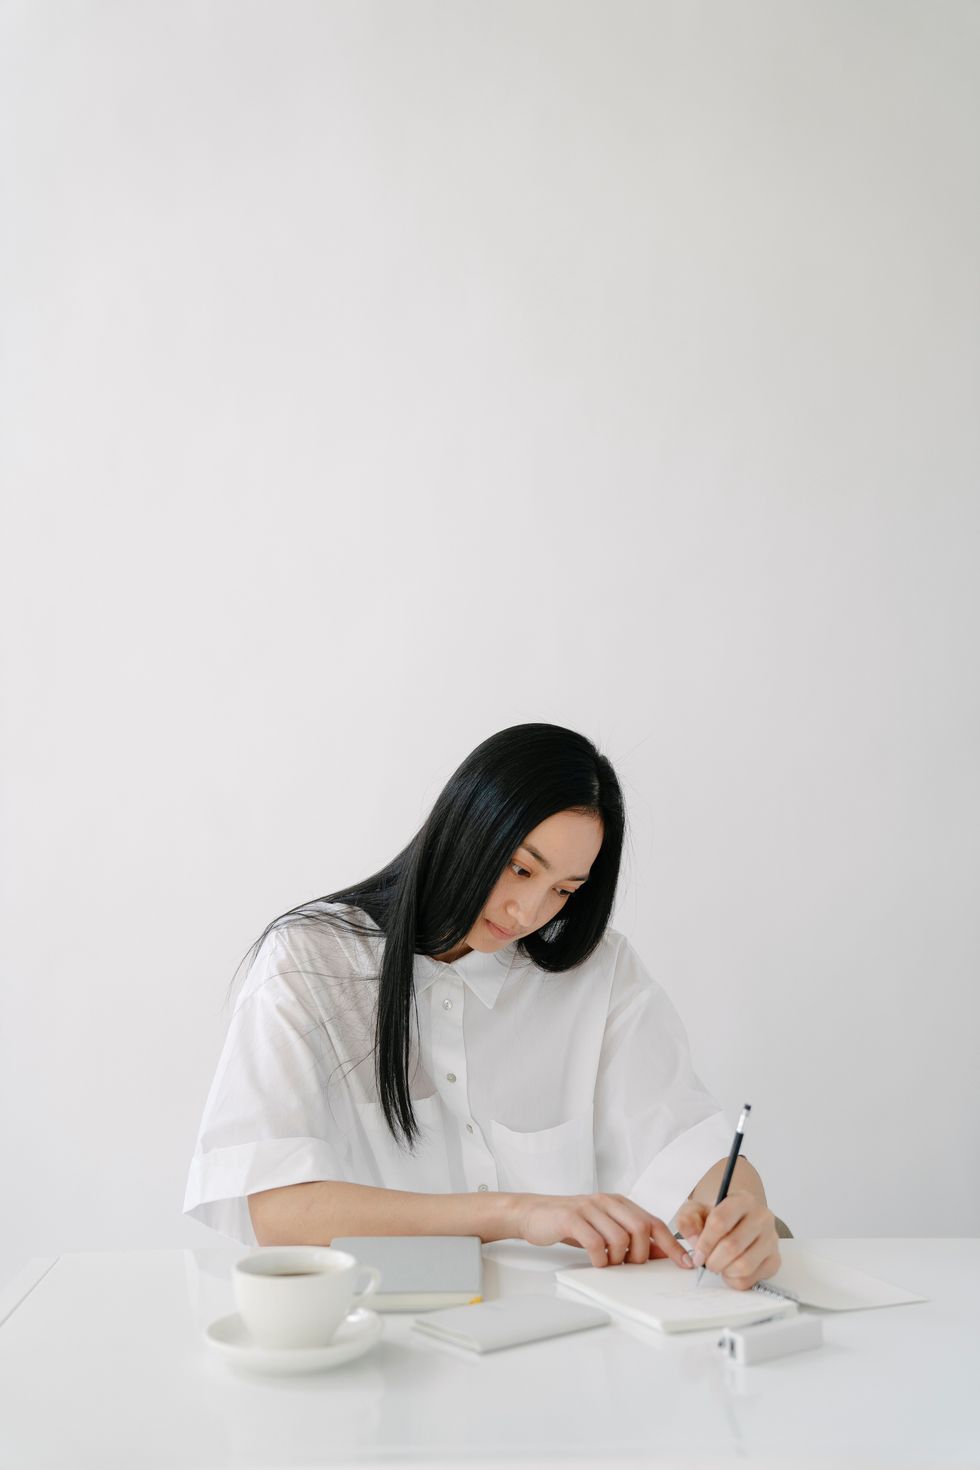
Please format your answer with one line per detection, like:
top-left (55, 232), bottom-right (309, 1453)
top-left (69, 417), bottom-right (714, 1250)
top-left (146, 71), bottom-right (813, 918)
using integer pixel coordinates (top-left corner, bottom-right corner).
top-left (695, 1104), bottom-right (751, 1288)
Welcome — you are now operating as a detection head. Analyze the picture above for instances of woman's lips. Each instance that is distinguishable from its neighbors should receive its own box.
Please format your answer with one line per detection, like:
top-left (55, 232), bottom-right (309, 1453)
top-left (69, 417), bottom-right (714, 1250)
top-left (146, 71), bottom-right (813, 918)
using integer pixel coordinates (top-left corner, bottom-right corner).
top-left (486, 919), bottom-right (514, 939)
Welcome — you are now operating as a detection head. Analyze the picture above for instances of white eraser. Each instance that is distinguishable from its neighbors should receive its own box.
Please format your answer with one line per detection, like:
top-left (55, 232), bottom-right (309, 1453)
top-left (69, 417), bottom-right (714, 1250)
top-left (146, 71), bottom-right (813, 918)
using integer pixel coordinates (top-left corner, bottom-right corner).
top-left (717, 1313), bottom-right (823, 1364)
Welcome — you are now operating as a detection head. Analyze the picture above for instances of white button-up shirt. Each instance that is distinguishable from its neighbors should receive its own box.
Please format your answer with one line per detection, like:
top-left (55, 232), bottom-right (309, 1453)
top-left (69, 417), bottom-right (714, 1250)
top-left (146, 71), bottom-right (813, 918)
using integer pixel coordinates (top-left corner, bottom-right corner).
top-left (183, 903), bottom-right (734, 1245)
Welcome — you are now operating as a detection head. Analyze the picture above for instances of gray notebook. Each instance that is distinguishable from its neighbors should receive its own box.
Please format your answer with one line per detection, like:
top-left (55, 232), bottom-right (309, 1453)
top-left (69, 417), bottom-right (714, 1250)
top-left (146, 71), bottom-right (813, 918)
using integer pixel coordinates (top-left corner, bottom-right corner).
top-left (331, 1235), bottom-right (483, 1312)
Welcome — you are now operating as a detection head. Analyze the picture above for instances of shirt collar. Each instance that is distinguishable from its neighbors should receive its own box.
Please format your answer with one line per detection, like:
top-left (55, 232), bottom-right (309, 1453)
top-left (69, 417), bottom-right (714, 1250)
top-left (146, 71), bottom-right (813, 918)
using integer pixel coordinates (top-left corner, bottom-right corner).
top-left (415, 942), bottom-right (519, 1009)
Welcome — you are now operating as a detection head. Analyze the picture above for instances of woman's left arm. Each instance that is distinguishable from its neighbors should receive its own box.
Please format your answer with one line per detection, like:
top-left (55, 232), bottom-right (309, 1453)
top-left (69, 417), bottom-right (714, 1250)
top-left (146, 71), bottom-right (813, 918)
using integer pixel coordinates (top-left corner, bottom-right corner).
top-left (674, 1156), bottom-right (782, 1290)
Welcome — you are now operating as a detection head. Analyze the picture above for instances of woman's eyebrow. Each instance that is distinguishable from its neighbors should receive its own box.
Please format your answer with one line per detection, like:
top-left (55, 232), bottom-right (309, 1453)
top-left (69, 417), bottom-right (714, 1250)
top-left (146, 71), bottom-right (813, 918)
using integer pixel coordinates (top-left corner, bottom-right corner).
top-left (520, 844), bottom-right (590, 882)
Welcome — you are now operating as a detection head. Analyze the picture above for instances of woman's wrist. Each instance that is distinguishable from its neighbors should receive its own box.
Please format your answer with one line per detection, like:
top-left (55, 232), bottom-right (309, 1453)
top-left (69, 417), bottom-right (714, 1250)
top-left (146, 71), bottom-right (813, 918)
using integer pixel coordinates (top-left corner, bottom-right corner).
top-left (477, 1189), bottom-right (526, 1243)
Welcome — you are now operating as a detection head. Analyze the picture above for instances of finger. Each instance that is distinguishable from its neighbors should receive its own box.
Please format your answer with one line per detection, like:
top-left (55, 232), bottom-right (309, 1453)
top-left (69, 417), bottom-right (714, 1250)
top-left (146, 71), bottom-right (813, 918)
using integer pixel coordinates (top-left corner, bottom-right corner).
top-left (759, 1247), bottom-right (782, 1281)
top-left (674, 1201), bottom-right (709, 1246)
top-left (582, 1204), bottom-right (634, 1267)
top-left (696, 1192), bottom-right (756, 1267)
top-left (592, 1196), bottom-right (657, 1264)
top-left (711, 1214), bottom-right (780, 1285)
top-left (728, 1246), bottom-right (782, 1290)
top-left (718, 1234), bottom-right (773, 1288)
top-left (721, 1243), bottom-right (782, 1291)
top-left (719, 1234), bottom-right (781, 1293)
top-left (562, 1217), bottom-right (617, 1269)
top-left (648, 1215), bottom-right (697, 1270)
top-left (703, 1212), bottom-right (767, 1277)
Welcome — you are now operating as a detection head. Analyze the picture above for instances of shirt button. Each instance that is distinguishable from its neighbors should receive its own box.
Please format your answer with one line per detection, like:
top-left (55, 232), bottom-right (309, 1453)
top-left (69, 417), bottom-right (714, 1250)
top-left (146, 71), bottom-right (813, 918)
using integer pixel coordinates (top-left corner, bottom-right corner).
top-left (465, 1123), bottom-right (474, 1133)
top-left (446, 1072), bottom-right (456, 1083)
top-left (442, 999), bottom-right (452, 1011)
top-left (477, 1184), bottom-right (489, 1192)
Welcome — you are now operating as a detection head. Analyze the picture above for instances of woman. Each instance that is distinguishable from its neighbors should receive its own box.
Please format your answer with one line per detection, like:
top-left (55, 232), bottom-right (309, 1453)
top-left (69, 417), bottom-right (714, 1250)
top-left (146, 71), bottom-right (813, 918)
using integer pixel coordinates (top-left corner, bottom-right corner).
top-left (184, 723), bottom-right (781, 1289)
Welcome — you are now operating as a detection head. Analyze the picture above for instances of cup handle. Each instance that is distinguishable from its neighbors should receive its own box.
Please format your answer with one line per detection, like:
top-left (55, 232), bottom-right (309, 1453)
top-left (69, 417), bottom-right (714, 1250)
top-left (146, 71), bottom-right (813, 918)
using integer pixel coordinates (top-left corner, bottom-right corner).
top-left (352, 1265), bottom-right (382, 1302)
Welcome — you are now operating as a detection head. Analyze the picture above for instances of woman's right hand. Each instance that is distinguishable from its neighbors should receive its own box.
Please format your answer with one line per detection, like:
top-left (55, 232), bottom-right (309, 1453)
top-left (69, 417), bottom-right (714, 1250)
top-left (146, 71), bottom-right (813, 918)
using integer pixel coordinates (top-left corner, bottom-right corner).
top-left (514, 1192), bottom-right (696, 1269)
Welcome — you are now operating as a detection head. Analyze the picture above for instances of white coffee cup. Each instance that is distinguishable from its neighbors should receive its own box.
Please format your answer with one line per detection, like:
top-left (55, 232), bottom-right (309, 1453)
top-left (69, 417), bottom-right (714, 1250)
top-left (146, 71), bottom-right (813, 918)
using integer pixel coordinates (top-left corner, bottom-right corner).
top-left (232, 1246), bottom-right (381, 1349)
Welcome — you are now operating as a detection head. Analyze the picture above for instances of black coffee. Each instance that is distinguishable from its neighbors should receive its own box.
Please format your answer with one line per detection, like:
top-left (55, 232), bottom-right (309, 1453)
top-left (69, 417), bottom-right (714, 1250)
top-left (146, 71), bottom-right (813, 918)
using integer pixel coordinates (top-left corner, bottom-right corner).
top-left (272, 1270), bottom-right (319, 1276)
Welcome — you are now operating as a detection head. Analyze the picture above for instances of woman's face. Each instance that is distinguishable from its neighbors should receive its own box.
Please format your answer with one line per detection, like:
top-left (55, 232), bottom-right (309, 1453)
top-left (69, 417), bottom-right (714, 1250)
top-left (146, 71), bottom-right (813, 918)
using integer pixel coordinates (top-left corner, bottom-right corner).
top-left (454, 809), bottom-right (605, 959)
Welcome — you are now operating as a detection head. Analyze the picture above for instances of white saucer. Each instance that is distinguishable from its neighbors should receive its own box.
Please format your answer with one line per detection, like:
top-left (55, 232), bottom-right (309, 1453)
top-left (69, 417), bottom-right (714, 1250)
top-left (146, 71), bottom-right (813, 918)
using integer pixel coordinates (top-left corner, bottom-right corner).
top-left (205, 1306), bottom-right (382, 1375)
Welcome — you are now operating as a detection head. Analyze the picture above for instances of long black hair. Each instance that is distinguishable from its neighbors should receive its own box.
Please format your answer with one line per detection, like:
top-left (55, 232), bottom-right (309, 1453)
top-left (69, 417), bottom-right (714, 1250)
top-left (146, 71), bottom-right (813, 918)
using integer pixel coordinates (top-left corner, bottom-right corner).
top-left (228, 722), bottom-right (627, 1148)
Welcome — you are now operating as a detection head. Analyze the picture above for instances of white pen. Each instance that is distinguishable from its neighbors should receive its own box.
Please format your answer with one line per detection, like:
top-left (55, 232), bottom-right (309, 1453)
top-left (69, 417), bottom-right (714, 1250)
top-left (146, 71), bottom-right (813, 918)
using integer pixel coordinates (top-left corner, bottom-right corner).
top-left (695, 1104), bottom-right (751, 1288)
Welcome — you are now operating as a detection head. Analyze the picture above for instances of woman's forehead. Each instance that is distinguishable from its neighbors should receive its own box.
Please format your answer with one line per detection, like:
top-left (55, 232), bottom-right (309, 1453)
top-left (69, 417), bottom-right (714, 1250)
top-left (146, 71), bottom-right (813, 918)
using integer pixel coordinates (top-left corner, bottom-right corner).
top-left (520, 811), bottom-right (603, 873)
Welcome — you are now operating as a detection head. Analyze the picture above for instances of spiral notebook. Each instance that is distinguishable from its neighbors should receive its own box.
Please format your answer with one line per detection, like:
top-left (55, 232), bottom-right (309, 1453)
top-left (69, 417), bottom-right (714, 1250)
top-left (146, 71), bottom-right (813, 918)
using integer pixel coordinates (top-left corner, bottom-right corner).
top-left (556, 1261), bottom-right (798, 1332)
top-left (555, 1242), bottom-right (927, 1334)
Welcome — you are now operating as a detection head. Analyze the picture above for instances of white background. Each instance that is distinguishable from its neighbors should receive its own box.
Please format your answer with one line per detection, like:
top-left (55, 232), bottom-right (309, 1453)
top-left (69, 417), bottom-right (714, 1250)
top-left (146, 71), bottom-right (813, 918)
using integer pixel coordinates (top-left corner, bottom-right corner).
top-left (2, 0), bottom-right (978, 1286)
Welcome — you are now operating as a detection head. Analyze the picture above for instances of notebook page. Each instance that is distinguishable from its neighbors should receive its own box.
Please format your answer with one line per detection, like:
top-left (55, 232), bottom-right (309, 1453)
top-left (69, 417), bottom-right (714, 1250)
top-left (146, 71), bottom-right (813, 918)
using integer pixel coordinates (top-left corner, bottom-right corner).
top-left (555, 1260), bottom-right (799, 1332)
top-left (764, 1245), bottom-right (928, 1311)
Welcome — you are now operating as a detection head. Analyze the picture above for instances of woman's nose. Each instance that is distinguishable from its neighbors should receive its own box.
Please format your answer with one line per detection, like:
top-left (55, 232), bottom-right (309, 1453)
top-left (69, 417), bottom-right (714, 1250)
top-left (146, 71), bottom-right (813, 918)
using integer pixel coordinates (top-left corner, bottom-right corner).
top-left (506, 898), bottom-right (536, 927)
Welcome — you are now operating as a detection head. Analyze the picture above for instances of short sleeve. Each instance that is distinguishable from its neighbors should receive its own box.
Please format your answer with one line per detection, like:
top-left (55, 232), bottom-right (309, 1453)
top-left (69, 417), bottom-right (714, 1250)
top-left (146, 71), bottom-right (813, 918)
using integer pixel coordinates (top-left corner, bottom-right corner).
top-left (183, 926), bottom-right (353, 1244)
top-left (593, 937), bottom-right (734, 1226)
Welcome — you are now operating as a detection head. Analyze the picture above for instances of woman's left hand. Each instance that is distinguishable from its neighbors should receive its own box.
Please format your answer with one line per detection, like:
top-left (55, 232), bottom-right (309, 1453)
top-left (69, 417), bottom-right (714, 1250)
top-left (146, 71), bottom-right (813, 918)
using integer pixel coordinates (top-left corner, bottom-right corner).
top-left (674, 1190), bottom-right (781, 1291)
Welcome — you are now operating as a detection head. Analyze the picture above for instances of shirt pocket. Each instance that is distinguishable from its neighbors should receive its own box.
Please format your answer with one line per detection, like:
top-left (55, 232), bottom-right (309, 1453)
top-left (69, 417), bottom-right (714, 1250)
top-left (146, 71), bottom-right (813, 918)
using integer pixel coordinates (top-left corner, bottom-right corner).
top-left (353, 1093), bottom-right (450, 1193)
top-left (489, 1113), bottom-right (596, 1196)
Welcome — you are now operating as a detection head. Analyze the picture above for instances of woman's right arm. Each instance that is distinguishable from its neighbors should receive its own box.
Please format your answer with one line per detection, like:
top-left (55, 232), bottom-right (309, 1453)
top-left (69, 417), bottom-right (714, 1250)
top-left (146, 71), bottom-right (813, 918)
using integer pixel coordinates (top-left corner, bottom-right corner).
top-left (248, 1181), bottom-right (695, 1270)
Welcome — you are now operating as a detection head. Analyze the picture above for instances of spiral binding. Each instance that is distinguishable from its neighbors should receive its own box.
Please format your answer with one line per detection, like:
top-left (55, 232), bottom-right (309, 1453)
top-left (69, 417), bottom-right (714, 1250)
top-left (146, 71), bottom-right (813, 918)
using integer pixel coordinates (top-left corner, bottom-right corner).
top-left (751, 1280), bottom-right (800, 1304)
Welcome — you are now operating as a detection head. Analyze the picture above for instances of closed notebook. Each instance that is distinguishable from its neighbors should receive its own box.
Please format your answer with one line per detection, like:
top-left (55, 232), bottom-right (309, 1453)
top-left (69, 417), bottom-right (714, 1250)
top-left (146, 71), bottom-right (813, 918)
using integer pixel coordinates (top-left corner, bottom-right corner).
top-left (555, 1241), bottom-right (928, 1334)
top-left (412, 1294), bottom-right (610, 1352)
top-left (330, 1235), bottom-right (483, 1312)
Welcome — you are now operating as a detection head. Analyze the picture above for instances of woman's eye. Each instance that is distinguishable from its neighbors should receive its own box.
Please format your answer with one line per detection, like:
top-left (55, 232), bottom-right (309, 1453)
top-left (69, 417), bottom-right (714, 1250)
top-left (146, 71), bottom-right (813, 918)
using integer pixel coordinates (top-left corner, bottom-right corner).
top-left (510, 862), bottom-right (573, 898)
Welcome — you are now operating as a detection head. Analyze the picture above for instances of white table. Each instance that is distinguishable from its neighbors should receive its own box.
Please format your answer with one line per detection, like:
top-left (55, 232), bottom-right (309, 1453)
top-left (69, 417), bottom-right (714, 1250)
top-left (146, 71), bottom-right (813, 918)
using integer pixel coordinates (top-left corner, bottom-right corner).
top-left (0, 1238), bottom-right (976, 1468)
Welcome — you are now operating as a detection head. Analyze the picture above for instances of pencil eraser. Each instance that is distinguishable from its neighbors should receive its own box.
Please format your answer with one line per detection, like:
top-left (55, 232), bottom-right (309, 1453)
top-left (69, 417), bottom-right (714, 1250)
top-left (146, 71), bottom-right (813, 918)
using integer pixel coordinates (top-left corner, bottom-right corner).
top-left (717, 1313), bottom-right (823, 1364)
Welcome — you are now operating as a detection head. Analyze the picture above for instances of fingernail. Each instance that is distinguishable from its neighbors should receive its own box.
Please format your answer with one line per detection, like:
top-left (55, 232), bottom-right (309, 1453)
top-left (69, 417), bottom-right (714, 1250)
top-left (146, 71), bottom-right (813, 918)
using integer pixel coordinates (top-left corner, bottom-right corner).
top-left (692, 1249), bottom-right (705, 1269)
top-left (682, 1252), bottom-right (694, 1267)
